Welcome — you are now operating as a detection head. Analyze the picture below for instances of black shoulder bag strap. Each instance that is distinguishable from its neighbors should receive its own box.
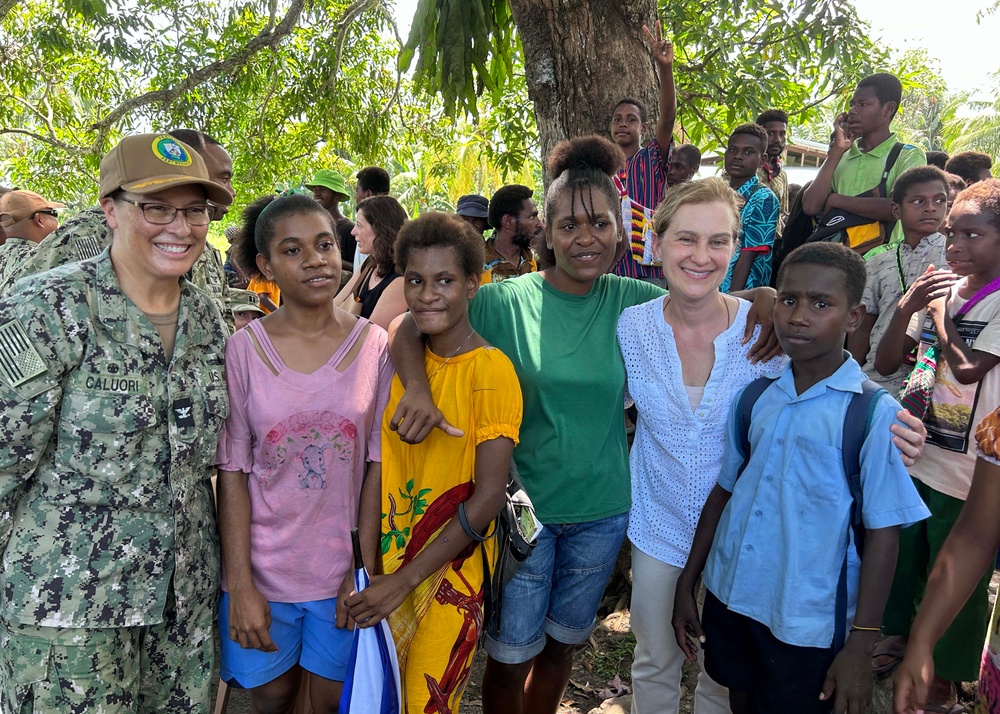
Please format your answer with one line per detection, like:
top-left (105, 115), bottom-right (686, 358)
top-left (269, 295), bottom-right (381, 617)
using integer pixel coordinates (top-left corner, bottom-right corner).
top-left (877, 142), bottom-right (905, 198)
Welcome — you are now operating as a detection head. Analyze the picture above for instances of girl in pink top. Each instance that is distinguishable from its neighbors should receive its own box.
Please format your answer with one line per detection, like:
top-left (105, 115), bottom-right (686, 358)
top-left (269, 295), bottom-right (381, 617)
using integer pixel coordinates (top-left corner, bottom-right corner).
top-left (216, 194), bottom-right (392, 713)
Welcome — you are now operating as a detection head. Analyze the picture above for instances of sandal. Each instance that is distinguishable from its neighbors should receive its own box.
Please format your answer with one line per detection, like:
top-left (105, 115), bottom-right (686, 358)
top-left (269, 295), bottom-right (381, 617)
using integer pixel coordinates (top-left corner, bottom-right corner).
top-left (921, 679), bottom-right (964, 713)
top-left (872, 634), bottom-right (907, 675)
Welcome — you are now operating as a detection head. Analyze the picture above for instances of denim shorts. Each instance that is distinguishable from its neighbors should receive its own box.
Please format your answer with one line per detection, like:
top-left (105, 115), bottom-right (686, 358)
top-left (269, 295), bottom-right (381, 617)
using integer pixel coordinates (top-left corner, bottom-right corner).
top-left (218, 592), bottom-right (353, 689)
top-left (483, 511), bottom-right (628, 664)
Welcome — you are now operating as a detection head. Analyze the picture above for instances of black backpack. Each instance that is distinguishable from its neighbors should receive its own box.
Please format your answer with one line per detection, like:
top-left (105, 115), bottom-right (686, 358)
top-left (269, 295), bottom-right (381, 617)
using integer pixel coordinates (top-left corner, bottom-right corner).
top-left (733, 376), bottom-right (886, 651)
top-left (806, 142), bottom-right (905, 255)
top-left (769, 180), bottom-right (815, 287)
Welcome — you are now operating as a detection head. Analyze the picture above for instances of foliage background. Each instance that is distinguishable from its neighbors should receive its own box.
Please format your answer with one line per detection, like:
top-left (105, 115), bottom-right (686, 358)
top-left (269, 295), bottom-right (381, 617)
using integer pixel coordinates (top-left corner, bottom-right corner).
top-left (2, 0), bottom-right (998, 241)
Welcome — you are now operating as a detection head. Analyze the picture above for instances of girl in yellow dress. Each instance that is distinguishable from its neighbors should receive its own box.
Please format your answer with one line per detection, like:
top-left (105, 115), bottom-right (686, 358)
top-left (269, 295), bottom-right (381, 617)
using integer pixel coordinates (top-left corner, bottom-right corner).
top-left (347, 212), bottom-right (522, 713)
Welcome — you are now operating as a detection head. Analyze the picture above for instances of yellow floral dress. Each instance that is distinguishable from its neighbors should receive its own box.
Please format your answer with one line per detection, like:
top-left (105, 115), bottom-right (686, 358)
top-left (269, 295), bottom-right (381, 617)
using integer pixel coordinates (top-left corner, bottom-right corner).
top-left (380, 345), bottom-right (521, 713)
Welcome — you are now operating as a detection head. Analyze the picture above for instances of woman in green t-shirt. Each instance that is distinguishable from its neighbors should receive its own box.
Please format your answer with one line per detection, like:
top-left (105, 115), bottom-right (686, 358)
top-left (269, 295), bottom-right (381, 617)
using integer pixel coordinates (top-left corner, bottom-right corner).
top-left (386, 136), bottom-right (779, 714)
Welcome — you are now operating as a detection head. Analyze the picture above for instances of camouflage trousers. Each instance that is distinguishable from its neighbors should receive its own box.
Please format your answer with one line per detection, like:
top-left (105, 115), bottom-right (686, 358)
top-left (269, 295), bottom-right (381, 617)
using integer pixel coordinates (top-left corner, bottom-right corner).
top-left (0, 589), bottom-right (215, 714)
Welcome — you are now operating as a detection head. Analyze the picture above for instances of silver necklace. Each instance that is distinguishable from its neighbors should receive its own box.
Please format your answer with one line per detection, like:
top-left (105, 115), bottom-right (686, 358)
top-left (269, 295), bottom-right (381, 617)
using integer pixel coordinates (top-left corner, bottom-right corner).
top-left (428, 328), bottom-right (476, 380)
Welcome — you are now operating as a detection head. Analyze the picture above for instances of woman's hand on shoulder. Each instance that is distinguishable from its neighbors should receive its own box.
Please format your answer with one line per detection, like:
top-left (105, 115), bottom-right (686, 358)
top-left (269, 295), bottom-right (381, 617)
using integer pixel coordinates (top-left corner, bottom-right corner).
top-left (892, 410), bottom-right (926, 467)
top-left (389, 385), bottom-right (463, 444)
top-left (742, 287), bottom-right (783, 364)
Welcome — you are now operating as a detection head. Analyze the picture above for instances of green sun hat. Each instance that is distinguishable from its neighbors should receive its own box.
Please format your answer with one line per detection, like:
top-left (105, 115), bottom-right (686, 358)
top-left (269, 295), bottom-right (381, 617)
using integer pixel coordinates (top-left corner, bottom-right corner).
top-left (304, 169), bottom-right (350, 200)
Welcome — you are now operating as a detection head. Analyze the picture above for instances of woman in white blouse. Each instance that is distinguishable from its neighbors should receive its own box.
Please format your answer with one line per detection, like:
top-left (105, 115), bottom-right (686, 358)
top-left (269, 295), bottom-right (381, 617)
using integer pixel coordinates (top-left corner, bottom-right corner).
top-left (618, 177), bottom-right (771, 714)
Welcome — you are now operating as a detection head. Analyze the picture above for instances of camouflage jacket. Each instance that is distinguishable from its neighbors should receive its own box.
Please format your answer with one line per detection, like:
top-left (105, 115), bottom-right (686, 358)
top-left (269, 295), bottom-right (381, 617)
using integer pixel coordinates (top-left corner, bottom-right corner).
top-left (0, 238), bottom-right (39, 294)
top-left (191, 241), bottom-right (234, 334)
top-left (0, 248), bottom-right (228, 628)
top-left (16, 205), bottom-right (110, 277)
top-left (5, 205), bottom-right (234, 334)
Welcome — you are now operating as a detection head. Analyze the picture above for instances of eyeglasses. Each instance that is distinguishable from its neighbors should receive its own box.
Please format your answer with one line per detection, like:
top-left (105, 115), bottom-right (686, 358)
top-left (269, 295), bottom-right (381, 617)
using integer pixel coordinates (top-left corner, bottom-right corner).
top-left (117, 197), bottom-right (215, 226)
top-left (33, 209), bottom-right (59, 218)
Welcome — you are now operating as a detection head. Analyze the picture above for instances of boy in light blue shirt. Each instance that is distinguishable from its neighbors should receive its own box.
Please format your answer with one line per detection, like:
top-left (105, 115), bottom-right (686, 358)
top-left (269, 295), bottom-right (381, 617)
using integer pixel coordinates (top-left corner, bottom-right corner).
top-left (674, 242), bottom-right (929, 714)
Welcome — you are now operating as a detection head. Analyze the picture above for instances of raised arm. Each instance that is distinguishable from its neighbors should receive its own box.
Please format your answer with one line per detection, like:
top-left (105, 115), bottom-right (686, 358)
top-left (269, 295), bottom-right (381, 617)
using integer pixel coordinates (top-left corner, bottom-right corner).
top-left (930, 301), bottom-right (1000, 384)
top-left (802, 113), bottom-right (853, 217)
top-left (873, 267), bottom-right (956, 376)
top-left (642, 24), bottom-right (676, 152)
top-left (825, 193), bottom-right (895, 222)
top-left (829, 144), bottom-right (926, 223)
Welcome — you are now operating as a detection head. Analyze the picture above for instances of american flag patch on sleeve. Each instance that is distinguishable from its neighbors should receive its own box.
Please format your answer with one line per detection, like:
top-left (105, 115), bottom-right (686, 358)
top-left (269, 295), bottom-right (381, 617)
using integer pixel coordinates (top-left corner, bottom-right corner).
top-left (74, 236), bottom-right (103, 261)
top-left (0, 320), bottom-right (47, 387)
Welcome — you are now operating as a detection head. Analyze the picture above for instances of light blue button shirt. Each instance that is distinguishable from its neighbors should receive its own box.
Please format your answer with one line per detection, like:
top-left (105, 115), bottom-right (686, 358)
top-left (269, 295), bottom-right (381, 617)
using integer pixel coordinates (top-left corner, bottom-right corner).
top-left (702, 356), bottom-right (930, 648)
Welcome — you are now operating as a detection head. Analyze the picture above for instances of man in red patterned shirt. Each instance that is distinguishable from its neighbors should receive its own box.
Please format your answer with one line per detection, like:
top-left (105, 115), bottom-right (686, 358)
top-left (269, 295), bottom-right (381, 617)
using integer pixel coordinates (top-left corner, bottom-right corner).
top-left (608, 24), bottom-right (677, 286)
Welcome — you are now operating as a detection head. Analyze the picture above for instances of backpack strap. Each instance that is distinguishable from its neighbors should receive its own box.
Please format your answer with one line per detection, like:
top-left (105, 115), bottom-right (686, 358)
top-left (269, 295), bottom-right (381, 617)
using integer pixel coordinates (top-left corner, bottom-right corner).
top-left (877, 142), bottom-right (905, 198)
top-left (734, 377), bottom-right (776, 479)
top-left (840, 379), bottom-right (887, 553)
top-left (833, 379), bottom-right (887, 652)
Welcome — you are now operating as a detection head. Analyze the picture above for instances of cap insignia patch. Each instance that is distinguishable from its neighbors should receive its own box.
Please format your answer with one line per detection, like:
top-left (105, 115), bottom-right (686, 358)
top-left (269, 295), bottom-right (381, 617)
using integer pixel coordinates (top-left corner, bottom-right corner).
top-left (152, 136), bottom-right (193, 167)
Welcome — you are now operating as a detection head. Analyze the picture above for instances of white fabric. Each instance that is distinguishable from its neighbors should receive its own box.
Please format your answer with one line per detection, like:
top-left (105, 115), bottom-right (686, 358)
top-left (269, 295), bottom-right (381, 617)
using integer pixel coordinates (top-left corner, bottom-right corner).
top-left (630, 545), bottom-right (730, 714)
top-left (617, 297), bottom-right (785, 568)
top-left (353, 250), bottom-right (368, 276)
top-left (905, 283), bottom-right (1000, 499)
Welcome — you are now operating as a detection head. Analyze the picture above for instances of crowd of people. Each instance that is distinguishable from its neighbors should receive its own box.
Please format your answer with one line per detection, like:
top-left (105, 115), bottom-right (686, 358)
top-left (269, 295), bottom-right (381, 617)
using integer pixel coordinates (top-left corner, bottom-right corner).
top-left (1, 23), bottom-right (999, 714)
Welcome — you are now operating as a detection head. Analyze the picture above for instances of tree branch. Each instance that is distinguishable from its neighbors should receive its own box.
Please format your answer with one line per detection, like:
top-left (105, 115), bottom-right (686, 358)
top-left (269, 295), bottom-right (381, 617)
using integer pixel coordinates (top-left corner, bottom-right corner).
top-left (324, 0), bottom-right (384, 93)
top-left (791, 86), bottom-right (846, 116)
top-left (0, 127), bottom-right (90, 155)
top-left (86, 0), bottom-right (309, 150)
top-left (686, 101), bottom-right (727, 149)
top-left (0, 0), bottom-right (18, 23)
top-left (377, 4), bottom-right (404, 119)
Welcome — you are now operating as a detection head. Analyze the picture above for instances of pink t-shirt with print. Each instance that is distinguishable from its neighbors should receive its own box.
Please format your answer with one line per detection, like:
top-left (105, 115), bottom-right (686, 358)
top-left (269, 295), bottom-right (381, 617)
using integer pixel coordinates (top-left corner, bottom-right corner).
top-left (216, 317), bottom-right (392, 602)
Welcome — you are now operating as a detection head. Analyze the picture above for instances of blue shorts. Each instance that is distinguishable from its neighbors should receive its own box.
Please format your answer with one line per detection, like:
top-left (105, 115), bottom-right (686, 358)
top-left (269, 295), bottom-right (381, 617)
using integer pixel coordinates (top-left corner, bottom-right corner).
top-left (218, 592), bottom-right (353, 689)
top-left (483, 511), bottom-right (628, 664)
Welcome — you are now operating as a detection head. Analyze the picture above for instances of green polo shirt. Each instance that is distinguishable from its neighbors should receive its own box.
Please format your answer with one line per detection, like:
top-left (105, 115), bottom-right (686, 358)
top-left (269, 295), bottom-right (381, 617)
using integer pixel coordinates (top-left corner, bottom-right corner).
top-left (830, 132), bottom-right (926, 249)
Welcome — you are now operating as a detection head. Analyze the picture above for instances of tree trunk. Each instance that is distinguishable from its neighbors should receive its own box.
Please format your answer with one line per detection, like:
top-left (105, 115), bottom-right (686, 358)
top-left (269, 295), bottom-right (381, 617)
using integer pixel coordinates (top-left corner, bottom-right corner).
top-left (507, 0), bottom-right (660, 173)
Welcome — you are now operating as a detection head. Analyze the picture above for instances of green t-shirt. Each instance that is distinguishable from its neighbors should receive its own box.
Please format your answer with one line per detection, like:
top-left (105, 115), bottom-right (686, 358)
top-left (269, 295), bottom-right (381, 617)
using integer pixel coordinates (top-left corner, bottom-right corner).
top-left (830, 133), bottom-right (926, 248)
top-left (469, 272), bottom-right (664, 523)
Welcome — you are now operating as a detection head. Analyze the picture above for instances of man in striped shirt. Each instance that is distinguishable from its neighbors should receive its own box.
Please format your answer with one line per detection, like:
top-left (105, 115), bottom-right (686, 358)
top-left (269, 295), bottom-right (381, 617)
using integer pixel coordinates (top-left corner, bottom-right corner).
top-left (609, 25), bottom-right (677, 286)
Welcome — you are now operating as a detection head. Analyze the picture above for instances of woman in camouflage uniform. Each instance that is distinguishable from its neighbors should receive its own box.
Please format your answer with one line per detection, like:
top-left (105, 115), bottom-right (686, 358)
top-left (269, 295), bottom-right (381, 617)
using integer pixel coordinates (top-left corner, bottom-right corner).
top-left (0, 133), bottom-right (232, 713)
